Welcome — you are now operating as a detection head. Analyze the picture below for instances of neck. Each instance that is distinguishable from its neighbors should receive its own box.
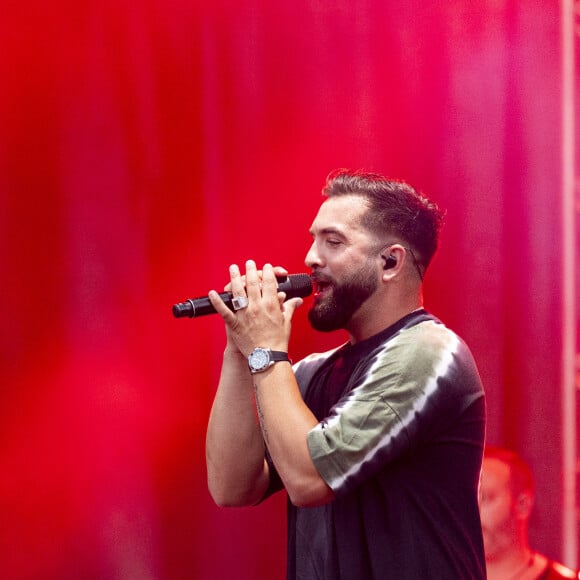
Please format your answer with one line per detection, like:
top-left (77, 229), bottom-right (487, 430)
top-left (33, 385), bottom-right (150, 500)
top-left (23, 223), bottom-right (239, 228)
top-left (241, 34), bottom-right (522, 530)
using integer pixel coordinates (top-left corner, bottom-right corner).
top-left (347, 298), bottom-right (423, 343)
top-left (486, 548), bottom-right (535, 580)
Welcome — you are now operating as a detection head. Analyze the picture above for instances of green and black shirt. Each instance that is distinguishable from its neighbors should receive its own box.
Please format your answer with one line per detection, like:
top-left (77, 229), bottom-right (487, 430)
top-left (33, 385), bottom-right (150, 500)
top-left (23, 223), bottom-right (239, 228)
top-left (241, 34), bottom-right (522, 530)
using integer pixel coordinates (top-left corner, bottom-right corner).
top-left (268, 309), bottom-right (486, 580)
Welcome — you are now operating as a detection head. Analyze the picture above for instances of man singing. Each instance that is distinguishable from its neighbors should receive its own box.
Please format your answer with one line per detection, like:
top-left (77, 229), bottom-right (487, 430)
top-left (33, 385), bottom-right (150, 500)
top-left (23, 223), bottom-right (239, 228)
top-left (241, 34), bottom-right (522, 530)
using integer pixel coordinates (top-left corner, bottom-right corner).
top-left (205, 169), bottom-right (486, 579)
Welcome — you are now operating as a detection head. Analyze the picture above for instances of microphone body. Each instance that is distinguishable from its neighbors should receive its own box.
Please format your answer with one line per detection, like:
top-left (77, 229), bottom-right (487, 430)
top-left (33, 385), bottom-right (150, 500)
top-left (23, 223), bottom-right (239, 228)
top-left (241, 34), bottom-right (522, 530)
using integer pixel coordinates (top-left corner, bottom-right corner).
top-left (172, 273), bottom-right (313, 319)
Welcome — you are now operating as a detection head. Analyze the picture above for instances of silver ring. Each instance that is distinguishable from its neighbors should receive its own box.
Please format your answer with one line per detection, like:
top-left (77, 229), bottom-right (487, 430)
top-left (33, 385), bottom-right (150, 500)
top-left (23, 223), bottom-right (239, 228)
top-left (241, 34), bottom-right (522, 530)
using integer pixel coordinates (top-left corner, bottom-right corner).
top-left (231, 295), bottom-right (249, 311)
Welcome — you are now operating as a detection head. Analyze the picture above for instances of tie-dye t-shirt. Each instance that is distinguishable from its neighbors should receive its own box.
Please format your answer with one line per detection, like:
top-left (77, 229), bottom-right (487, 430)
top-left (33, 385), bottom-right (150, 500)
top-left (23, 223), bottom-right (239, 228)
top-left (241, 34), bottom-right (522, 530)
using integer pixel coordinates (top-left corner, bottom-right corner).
top-left (273, 309), bottom-right (486, 579)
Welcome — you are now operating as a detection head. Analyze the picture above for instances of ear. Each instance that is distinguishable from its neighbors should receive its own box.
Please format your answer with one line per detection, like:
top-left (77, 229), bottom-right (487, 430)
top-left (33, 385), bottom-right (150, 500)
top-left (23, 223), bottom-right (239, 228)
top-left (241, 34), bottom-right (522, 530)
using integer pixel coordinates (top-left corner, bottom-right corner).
top-left (382, 254), bottom-right (397, 270)
top-left (514, 491), bottom-right (534, 520)
top-left (380, 244), bottom-right (406, 280)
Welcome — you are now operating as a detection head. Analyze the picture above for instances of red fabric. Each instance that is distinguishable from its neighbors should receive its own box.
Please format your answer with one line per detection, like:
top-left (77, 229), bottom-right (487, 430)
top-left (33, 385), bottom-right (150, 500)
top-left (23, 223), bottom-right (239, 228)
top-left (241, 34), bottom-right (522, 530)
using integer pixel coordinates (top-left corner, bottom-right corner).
top-left (0, 1), bottom-right (571, 578)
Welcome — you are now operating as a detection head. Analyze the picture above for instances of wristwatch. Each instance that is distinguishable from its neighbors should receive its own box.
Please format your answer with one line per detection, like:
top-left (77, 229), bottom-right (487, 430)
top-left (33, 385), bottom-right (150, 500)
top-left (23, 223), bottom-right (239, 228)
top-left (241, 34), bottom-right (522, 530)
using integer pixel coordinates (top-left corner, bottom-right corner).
top-left (248, 347), bottom-right (290, 374)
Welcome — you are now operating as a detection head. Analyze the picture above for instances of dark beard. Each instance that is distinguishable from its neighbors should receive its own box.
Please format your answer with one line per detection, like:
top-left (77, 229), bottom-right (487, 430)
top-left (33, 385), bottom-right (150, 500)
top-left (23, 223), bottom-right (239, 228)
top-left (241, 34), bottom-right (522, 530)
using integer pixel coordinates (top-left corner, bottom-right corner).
top-left (308, 267), bottom-right (378, 332)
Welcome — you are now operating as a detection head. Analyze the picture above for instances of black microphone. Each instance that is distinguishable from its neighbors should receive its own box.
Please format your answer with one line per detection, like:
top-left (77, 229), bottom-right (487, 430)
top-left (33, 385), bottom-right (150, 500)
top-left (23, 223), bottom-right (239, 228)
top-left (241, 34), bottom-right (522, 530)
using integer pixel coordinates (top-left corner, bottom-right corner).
top-left (172, 273), bottom-right (313, 318)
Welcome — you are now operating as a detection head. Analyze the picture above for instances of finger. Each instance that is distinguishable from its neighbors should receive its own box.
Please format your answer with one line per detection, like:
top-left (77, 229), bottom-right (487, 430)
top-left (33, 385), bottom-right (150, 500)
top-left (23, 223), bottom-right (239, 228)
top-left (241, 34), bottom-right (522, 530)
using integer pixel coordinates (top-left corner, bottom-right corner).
top-left (283, 296), bottom-right (303, 314)
top-left (281, 297), bottom-right (303, 326)
top-left (223, 272), bottom-right (247, 293)
top-left (208, 289), bottom-right (236, 319)
top-left (244, 259), bottom-right (261, 300)
top-left (261, 263), bottom-right (279, 297)
top-left (229, 263), bottom-right (246, 296)
top-left (277, 292), bottom-right (287, 309)
top-left (209, 264), bottom-right (246, 319)
top-left (230, 265), bottom-right (286, 294)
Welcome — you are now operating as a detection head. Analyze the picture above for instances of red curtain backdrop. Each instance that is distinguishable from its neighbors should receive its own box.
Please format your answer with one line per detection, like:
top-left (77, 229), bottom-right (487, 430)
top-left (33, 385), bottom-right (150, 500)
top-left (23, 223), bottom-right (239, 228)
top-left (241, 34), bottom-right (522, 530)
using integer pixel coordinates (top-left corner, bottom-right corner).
top-left (0, 1), bottom-right (571, 578)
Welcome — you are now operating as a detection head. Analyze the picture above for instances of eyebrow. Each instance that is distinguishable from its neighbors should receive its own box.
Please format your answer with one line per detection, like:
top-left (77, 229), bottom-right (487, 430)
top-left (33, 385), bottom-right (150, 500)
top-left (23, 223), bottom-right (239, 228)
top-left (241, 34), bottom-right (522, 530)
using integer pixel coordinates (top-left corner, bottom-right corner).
top-left (309, 226), bottom-right (348, 238)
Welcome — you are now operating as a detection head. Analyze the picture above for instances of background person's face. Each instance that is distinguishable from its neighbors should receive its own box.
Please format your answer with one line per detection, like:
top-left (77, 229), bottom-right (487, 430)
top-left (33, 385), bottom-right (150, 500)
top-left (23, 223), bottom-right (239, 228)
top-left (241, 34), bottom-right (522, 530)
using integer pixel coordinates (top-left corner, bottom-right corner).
top-left (479, 458), bottom-right (519, 560)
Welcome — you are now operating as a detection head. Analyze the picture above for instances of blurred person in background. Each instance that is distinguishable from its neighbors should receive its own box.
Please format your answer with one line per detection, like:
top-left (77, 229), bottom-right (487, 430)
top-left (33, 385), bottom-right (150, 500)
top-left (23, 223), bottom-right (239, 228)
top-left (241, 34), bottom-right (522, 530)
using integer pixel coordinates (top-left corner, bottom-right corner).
top-left (480, 445), bottom-right (578, 580)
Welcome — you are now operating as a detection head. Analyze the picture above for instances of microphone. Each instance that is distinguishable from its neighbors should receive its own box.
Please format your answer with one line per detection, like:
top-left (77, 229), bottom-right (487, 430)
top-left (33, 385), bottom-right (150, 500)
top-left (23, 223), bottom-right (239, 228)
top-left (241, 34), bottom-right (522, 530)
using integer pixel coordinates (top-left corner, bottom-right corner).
top-left (172, 273), bottom-right (313, 318)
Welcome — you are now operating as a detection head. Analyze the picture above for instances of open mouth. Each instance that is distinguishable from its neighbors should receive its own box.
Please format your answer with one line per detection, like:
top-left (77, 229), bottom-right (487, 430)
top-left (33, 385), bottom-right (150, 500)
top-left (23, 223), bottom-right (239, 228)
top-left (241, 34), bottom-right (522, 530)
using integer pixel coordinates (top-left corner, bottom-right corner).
top-left (313, 278), bottom-right (333, 299)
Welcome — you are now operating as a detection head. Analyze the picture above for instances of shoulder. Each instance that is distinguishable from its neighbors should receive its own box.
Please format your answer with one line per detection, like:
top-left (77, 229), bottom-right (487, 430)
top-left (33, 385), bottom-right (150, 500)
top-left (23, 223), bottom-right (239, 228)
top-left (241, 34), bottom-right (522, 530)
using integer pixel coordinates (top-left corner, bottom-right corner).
top-left (393, 315), bottom-right (469, 352)
top-left (376, 317), bottom-right (477, 377)
top-left (539, 560), bottom-right (580, 580)
top-left (545, 560), bottom-right (579, 579)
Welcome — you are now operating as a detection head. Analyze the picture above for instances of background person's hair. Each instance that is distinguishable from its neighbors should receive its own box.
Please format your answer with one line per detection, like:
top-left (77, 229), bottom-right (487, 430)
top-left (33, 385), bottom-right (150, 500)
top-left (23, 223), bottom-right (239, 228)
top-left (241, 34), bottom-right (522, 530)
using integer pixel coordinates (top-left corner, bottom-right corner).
top-left (322, 169), bottom-right (445, 275)
top-left (484, 445), bottom-right (535, 498)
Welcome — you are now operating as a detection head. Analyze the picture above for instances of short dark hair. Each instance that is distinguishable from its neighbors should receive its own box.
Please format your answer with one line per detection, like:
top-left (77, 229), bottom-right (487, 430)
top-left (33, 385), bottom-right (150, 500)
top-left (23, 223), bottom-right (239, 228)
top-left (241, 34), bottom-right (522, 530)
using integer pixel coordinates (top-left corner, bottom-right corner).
top-left (322, 169), bottom-right (445, 274)
top-left (484, 445), bottom-right (535, 497)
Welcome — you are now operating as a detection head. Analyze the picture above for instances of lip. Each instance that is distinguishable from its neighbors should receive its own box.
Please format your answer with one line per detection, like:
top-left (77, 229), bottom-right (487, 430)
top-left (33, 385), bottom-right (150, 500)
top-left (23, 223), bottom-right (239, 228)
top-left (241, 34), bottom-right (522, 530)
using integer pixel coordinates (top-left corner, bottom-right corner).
top-left (311, 276), bottom-right (333, 300)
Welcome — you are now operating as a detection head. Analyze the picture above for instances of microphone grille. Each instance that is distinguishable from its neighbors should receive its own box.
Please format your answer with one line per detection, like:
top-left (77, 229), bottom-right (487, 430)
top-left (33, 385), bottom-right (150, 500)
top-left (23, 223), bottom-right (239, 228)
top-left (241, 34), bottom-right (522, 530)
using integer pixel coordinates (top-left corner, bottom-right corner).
top-left (287, 273), bottom-right (313, 298)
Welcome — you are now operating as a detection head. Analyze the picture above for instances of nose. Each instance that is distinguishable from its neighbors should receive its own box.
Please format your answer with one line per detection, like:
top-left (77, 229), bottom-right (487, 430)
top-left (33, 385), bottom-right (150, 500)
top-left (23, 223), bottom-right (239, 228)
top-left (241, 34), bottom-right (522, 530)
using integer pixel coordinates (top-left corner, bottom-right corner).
top-left (305, 240), bottom-right (322, 269)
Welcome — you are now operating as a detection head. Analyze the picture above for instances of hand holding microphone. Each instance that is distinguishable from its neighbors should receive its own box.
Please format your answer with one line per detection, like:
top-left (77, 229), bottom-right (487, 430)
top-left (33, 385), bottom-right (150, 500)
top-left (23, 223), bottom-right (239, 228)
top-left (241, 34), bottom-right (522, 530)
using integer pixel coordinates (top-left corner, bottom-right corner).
top-left (173, 269), bottom-right (312, 319)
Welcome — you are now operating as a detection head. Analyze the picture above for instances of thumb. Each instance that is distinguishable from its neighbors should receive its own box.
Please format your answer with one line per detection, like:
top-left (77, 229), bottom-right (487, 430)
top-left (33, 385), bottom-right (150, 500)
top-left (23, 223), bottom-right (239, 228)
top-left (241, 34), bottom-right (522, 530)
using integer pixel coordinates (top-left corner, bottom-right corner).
top-left (282, 297), bottom-right (303, 318)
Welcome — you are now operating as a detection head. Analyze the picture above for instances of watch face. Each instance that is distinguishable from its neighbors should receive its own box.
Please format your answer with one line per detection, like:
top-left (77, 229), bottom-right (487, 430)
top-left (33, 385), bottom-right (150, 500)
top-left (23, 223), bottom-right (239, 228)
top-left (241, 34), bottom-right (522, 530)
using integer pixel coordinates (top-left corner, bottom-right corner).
top-left (250, 348), bottom-right (269, 371)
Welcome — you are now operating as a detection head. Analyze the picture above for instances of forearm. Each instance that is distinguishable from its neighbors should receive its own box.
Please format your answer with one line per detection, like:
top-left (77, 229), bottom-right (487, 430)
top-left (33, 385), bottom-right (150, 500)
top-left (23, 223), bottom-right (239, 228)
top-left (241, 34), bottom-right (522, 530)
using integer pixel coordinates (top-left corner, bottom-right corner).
top-left (206, 349), bottom-right (269, 506)
top-left (205, 261), bottom-right (331, 506)
top-left (252, 362), bottom-right (335, 507)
